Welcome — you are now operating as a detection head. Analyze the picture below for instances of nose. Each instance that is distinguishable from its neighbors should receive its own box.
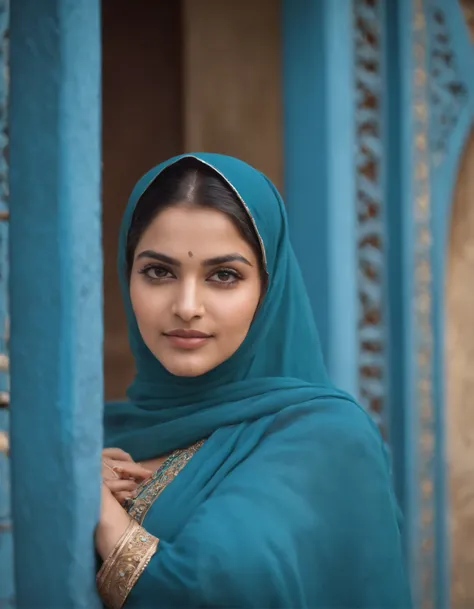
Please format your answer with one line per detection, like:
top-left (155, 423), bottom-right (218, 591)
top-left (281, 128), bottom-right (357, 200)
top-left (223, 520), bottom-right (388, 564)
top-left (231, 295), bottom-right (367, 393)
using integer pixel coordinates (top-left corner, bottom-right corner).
top-left (171, 280), bottom-right (205, 322)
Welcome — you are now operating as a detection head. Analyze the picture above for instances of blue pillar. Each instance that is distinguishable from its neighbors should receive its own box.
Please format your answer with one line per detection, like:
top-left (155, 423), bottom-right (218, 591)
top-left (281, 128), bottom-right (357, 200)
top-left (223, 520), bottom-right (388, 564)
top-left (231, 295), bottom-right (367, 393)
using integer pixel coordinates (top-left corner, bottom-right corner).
top-left (9, 1), bottom-right (102, 606)
top-left (282, 0), bottom-right (404, 571)
top-left (323, 0), bottom-right (359, 400)
top-left (282, 0), bottom-right (358, 398)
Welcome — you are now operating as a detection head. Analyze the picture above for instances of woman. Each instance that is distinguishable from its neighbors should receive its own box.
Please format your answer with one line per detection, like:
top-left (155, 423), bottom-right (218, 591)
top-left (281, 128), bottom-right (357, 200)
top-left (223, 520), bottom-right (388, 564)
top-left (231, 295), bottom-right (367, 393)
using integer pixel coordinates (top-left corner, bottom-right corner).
top-left (97, 153), bottom-right (411, 608)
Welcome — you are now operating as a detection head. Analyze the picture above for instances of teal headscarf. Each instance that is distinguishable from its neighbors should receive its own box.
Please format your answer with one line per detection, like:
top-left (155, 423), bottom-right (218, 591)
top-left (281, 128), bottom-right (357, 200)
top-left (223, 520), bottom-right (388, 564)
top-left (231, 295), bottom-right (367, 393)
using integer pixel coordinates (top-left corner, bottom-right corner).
top-left (104, 154), bottom-right (411, 608)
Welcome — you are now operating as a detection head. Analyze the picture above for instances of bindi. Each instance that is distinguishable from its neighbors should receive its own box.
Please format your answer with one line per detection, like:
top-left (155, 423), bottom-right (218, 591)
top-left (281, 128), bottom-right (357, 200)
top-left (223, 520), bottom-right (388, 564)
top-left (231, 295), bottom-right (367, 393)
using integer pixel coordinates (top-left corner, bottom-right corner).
top-left (188, 251), bottom-right (193, 258)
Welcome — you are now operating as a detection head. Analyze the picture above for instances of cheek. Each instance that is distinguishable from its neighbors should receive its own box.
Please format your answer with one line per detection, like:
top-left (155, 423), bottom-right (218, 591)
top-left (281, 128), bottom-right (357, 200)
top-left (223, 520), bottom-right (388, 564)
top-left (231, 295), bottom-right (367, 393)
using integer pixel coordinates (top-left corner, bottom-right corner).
top-left (129, 280), bottom-right (163, 328)
top-left (215, 283), bottom-right (261, 332)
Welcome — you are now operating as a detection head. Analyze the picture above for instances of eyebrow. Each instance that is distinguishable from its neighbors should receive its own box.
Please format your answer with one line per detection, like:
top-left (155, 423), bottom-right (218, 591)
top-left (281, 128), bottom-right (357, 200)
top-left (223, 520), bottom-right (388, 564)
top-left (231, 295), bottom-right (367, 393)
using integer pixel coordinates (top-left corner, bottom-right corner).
top-left (136, 250), bottom-right (253, 267)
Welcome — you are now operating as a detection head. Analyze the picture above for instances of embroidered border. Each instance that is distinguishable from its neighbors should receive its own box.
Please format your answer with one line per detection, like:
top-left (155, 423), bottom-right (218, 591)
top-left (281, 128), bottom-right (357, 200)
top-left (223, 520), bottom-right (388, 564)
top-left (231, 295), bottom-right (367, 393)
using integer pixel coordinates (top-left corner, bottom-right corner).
top-left (127, 440), bottom-right (205, 525)
top-left (353, 0), bottom-right (388, 433)
top-left (97, 519), bottom-right (159, 609)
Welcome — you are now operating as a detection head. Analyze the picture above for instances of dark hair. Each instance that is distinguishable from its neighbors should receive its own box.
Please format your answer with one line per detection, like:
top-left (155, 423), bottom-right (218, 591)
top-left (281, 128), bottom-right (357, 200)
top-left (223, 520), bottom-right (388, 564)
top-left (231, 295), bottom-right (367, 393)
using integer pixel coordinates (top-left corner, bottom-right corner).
top-left (126, 157), bottom-right (266, 281)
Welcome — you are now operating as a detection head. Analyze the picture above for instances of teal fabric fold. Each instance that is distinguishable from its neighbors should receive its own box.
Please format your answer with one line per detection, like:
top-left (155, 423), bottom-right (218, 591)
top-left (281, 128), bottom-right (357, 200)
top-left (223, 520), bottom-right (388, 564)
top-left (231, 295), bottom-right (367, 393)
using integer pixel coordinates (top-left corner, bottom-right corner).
top-left (104, 153), bottom-right (412, 608)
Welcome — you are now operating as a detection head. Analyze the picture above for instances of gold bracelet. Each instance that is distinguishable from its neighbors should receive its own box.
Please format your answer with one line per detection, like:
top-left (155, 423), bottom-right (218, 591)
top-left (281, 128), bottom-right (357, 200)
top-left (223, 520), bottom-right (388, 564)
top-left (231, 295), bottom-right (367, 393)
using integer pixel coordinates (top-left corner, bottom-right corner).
top-left (97, 519), bottom-right (159, 609)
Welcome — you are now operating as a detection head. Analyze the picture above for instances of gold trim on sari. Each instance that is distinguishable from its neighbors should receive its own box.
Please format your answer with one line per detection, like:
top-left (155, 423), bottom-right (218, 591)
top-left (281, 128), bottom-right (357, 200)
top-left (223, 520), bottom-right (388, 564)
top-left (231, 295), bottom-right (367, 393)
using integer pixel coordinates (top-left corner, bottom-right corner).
top-left (97, 440), bottom-right (205, 608)
top-left (96, 519), bottom-right (158, 609)
top-left (127, 439), bottom-right (205, 525)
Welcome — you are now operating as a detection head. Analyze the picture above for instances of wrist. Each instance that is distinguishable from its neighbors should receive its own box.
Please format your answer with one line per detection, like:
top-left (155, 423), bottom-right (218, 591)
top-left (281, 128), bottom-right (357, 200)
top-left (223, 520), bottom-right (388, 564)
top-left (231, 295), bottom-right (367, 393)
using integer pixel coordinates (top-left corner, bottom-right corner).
top-left (96, 486), bottom-right (132, 559)
top-left (96, 512), bottom-right (131, 560)
top-left (100, 491), bottom-right (122, 527)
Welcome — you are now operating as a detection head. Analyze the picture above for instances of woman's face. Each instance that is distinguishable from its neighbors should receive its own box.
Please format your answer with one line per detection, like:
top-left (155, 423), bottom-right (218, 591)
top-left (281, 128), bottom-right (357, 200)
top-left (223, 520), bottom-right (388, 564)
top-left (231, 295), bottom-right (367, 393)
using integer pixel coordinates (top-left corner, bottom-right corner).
top-left (129, 203), bottom-right (262, 377)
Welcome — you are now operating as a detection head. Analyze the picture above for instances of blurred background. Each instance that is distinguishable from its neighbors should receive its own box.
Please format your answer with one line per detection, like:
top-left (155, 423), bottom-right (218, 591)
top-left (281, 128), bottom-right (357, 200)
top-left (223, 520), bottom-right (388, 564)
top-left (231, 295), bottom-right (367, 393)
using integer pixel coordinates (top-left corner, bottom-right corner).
top-left (2, 1), bottom-right (474, 608)
top-left (102, 0), bottom-right (283, 399)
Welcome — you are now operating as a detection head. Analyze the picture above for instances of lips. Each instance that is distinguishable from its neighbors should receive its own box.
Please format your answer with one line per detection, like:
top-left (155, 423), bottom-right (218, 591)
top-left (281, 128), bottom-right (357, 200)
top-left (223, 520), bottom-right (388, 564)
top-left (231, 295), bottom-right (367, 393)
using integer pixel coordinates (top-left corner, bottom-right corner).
top-left (164, 329), bottom-right (211, 339)
top-left (163, 329), bottom-right (212, 350)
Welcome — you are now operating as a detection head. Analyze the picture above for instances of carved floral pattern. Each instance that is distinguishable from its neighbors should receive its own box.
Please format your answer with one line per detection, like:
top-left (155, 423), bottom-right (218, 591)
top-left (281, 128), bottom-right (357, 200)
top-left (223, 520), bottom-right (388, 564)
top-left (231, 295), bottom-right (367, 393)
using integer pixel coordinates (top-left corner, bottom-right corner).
top-left (429, 7), bottom-right (468, 165)
top-left (354, 0), bottom-right (387, 433)
top-left (412, 4), bottom-right (435, 609)
top-left (354, 1), bottom-right (470, 607)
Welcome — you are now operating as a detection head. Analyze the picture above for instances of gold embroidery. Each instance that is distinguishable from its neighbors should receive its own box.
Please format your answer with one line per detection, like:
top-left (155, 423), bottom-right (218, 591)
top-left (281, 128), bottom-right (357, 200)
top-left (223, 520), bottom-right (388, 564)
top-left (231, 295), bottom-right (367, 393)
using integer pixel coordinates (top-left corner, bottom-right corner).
top-left (97, 519), bottom-right (159, 609)
top-left (96, 440), bottom-right (204, 607)
top-left (128, 439), bottom-right (205, 525)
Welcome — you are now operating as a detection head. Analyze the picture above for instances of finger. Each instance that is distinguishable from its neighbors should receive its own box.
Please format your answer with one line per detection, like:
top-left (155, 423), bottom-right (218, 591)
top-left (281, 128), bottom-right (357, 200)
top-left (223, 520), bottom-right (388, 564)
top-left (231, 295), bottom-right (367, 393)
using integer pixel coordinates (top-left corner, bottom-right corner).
top-left (103, 448), bottom-right (133, 462)
top-left (105, 479), bottom-right (139, 494)
top-left (102, 460), bottom-right (120, 479)
top-left (113, 462), bottom-right (153, 481)
top-left (113, 491), bottom-right (134, 506)
top-left (102, 468), bottom-right (120, 481)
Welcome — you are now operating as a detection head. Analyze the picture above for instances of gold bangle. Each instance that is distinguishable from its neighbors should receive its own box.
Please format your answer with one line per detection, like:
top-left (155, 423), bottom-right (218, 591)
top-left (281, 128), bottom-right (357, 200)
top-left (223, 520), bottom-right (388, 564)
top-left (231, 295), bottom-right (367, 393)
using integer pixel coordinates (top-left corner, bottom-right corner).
top-left (97, 519), bottom-right (159, 609)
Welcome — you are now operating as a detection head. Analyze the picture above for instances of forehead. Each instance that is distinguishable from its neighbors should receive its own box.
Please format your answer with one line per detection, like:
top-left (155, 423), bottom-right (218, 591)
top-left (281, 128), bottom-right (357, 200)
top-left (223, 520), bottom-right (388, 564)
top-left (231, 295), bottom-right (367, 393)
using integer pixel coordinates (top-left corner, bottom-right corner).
top-left (135, 204), bottom-right (256, 258)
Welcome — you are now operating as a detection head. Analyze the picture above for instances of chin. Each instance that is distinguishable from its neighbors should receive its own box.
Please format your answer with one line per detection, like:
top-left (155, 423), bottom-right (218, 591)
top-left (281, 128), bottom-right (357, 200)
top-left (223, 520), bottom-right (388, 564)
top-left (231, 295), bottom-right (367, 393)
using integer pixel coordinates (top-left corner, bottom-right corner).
top-left (160, 355), bottom-right (216, 378)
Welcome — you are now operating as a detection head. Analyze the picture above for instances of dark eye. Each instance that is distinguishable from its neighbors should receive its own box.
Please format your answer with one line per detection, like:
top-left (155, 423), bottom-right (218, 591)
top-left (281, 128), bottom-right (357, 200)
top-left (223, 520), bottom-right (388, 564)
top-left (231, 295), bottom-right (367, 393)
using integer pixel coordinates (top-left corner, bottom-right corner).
top-left (209, 269), bottom-right (240, 285)
top-left (139, 265), bottom-right (172, 280)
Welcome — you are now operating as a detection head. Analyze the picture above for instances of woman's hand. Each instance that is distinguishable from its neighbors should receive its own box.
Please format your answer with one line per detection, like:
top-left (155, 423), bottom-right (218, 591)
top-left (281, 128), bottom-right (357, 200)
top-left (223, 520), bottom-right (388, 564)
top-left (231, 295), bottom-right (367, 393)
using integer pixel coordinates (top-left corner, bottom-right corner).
top-left (96, 483), bottom-right (133, 560)
top-left (102, 448), bottom-right (152, 505)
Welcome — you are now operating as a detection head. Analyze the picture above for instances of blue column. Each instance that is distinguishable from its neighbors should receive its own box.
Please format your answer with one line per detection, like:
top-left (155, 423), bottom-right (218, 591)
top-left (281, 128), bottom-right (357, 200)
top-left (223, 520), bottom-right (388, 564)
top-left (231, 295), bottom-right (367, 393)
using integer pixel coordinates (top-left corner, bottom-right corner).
top-left (9, 1), bottom-right (102, 606)
top-left (323, 0), bottom-right (359, 400)
top-left (282, 0), bottom-right (358, 398)
top-left (282, 0), bottom-right (405, 566)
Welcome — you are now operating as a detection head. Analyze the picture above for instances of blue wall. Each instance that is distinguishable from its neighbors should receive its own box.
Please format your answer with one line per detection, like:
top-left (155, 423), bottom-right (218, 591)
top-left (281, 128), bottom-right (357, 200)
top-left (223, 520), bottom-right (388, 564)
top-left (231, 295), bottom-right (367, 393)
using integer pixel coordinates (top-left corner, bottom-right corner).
top-left (9, 1), bottom-right (103, 606)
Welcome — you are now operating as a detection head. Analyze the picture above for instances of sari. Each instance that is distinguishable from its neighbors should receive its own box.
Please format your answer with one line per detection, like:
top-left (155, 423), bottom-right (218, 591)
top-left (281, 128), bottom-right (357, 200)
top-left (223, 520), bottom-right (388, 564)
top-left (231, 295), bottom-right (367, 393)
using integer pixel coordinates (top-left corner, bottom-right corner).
top-left (102, 153), bottom-right (412, 608)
